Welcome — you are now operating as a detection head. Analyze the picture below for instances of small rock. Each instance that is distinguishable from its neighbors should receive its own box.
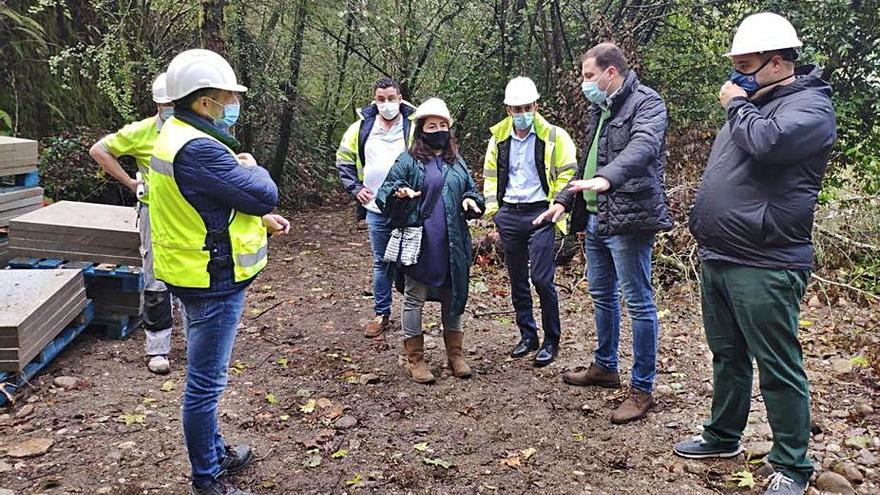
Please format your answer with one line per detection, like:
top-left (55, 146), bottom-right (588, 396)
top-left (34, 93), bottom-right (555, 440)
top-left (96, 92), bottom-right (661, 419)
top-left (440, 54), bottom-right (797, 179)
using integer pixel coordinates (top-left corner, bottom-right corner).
top-left (685, 461), bottom-right (707, 475)
top-left (815, 471), bottom-right (855, 494)
top-left (669, 461), bottom-right (686, 474)
top-left (857, 449), bottom-right (877, 467)
top-left (755, 461), bottom-right (775, 478)
top-left (116, 441), bottom-right (137, 450)
top-left (854, 404), bottom-right (874, 417)
top-left (655, 385), bottom-right (673, 395)
top-left (334, 415), bottom-right (357, 429)
top-left (0, 489), bottom-right (14, 495)
top-left (845, 436), bottom-right (870, 450)
top-left (424, 336), bottom-right (437, 350)
top-left (831, 409), bottom-right (850, 419)
top-left (359, 373), bottom-right (380, 385)
top-left (808, 294), bottom-right (824, 308)
top-left (52, 376), bottom-right (78, 389)
top-left (832, 462), bottom-right (864, 484)
top-left (826, 443), bottom-right (842, 453)
top-left (832, 358), bottom-right (854, 375)
top-left (5, 437), bottom-right (54, 458)
top-left (0, 461), bottom-right (11, 473)
top-left (106, 449), bottom-right (124, 463)
top-left (96, 487), bottom-right (112, 495)
top-left (580, 403), bottom-right (593, 414)
top-left (14, 404), bottom-right (35, 420)
top-left (0, 414), bottom-right (11, 426)
top-left (746, 442), bottom-right (774, 459)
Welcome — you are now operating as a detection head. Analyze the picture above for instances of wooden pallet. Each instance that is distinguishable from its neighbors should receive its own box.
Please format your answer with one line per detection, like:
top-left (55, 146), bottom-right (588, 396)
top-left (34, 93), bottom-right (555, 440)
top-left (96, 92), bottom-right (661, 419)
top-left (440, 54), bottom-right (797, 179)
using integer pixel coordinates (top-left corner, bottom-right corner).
top-left (0, 302), bottom-right (94, 406)
top-left (89, 314), bottom-right (142, 340)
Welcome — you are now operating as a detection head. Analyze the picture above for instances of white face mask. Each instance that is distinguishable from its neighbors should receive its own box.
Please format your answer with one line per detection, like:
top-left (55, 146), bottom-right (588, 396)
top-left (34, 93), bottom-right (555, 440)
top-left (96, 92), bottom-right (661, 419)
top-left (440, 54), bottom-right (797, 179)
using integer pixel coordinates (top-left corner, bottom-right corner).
top-left (378, 102), bottom-right (400, 120)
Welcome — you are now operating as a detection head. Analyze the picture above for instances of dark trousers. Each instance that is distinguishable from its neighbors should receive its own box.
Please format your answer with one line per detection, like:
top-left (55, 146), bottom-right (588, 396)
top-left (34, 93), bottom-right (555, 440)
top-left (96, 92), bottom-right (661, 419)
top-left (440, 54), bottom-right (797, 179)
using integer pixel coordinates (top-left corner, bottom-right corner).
top-left (494, 204), bottom-right (561, 344)
top-left (700, 260), bottom-right (813, 483)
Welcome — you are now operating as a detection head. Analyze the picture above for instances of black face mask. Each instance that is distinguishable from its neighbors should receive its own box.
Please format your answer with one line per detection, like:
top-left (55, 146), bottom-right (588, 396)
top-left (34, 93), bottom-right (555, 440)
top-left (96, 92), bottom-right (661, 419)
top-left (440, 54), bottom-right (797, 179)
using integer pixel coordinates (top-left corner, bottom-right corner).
top-left (422, 130), bottom-right (450, 150)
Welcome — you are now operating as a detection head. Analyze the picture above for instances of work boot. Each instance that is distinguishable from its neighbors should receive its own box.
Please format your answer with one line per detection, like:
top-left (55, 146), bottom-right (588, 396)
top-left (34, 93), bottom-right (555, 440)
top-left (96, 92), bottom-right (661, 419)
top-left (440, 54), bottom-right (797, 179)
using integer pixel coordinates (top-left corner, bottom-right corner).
top-left (219, 444), bottom-right (254, 475)
top-left (610, 387), bottom-right (655, 424)
top-left (364, 315), bottom-right (389, 338)
top-left (403, 336), bottom-right (435, 384)
top-left (562, 362), bottom-right (620, 388)
top-left (191, 479), bottom-right (252, 495)
top-left (763, 472), bottom-right (807, 495)
top-left (147, 355), bottom-right (170, 375)
top-left (443, 331), bottom-right (472, 378)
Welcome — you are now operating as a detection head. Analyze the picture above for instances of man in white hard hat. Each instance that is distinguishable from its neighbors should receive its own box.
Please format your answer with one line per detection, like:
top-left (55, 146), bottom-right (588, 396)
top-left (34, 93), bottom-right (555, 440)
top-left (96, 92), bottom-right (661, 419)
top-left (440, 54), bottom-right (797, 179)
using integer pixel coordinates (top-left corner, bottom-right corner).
top-left (90, 73), bottom-right (177, 375)
top-left (151, 49), bottom-right (290, 495)
top-left (538, 42), bottom-right (672, 424)
top-left (483, 76), bottom-right (577, 367)
top-left (674, 13), bottom-right (836, 495)
top-left (336, 78), bottom-right (416, 338)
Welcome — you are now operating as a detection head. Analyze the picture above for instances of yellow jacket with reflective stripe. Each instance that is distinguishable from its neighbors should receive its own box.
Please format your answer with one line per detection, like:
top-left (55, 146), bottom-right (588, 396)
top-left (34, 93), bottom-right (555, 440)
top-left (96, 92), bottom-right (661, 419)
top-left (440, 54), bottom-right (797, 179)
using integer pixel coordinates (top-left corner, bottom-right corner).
top-left (149, 117), bottom-right (268, 289)
top-left (99, 116), bottom-right (160, 204)
top-left (482, 113), bottom-right (577, 233)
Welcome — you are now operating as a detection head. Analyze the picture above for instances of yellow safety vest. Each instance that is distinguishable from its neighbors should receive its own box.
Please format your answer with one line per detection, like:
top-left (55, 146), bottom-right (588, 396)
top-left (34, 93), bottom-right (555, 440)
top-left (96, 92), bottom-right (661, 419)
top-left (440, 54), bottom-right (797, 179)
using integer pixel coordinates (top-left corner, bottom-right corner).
top-left (482, 113), bottom-right (578, 233)
top-left (149, 117), bottom-right (268, 288)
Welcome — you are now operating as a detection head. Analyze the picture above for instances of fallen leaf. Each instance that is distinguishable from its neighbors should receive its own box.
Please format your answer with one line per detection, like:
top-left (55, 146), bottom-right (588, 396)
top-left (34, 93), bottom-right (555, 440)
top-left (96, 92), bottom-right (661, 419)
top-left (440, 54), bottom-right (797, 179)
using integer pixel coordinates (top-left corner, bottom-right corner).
top-left (118, 413), bottom-right (146, 426)
top-left (302, 454), bottom-right (322, 468)
top-left (413, 442), bottom-right (429, 452)
top-left (266, 393), bottom-right (280, 405)
top-left (728, 469), bottom-right (755, 489)
top-left (423, 457), bottom-right (453, 469)
top-left (331, 449), bottom-right (348, 459)
top-left (230, 360), bottom-right (246, 375)
top-left (160, 380), bottom-right (176, 392)
top-left (276, 356), bottom-right (289, 367)
top-left (142, 397), bottom-right (157, 405)
top-left (521, 447), bottom-right (537, 461)
top-left (300, 399), bottom-right (317, 414)
top-left (260, 480), bottom-right (277, 489)
top-left (798, 319), bottom-right (813, 328)
top-left (499, 456), bottom-right (521, 468)
top-left (316, 398), bottom-right (334, 409)
top-left (279, 415), bottom-right (290, 421)
top-left (345, 473), bottom-right (362, 486)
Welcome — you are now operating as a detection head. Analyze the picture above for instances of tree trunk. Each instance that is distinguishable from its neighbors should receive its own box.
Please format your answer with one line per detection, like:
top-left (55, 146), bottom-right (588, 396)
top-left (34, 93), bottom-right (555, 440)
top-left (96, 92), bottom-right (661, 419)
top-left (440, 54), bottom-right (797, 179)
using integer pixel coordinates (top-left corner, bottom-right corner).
top-left (200, 0), bottom-right (227, 54)
top-left (270, 0), bottom-right (308, 183)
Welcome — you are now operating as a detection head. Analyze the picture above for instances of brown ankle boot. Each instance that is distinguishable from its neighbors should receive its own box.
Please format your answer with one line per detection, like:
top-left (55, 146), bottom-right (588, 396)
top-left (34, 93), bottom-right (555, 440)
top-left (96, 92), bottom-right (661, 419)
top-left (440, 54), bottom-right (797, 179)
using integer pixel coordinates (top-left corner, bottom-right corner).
top-left (443, 331), bottom-right (472, 379)
top-left (562, 362), bottom-right (621, 388)
top-left (403, 336), bottom-right (435, 384)
top-left (611, 388), bottom-right (655, 424)
top-left (364, 315), bottom-right (389, 338)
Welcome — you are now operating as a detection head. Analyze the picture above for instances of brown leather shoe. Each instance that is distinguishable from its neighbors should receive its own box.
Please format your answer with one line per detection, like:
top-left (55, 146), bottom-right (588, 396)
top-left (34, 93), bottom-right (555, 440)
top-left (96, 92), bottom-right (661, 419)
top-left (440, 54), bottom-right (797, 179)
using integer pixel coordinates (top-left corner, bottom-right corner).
top-left (364, 315), bottom-right (389, 338)
top-left (443, 331), bottom-right (472, 378)
top-left (562, 363), bottom-right (621, 388)
top-left (403, 335), bottom-right (435, 384)
top-left (611, 388), bottom-right (654, 424)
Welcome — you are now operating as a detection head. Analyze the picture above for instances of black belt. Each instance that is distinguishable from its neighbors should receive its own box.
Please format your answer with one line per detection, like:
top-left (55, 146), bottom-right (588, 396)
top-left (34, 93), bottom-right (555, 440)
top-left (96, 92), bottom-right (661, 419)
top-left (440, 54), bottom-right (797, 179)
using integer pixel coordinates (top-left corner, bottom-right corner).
top-left (502, 201), bottom-right (549, 211)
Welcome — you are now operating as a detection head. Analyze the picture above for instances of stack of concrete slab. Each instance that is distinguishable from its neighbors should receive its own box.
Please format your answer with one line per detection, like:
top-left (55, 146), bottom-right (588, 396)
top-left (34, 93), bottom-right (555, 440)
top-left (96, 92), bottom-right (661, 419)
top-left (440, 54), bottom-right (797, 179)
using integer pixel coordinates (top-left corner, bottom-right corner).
top-left (0, 269), bottom-right (88, 372)
top-left (0, 136), bottom-right (39, 178)
top-left (9, 200), bottom-right (140, 266)
top-left (0, 187), bottom-right (43, 227)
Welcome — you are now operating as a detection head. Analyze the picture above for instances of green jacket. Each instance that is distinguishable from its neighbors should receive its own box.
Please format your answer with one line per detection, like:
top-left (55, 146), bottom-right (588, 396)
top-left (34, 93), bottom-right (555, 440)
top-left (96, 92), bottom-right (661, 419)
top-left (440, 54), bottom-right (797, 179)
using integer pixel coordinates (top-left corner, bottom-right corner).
top-left (375, 151), bottom-right (484, 315)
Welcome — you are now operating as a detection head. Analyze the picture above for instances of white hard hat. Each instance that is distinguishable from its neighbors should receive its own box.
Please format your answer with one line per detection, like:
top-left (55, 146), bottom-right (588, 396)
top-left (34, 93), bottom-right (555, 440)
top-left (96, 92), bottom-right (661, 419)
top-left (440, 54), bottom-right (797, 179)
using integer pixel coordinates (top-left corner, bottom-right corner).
top-left (151, 73), bottom-right (172, 104)
top-left (504, 77), bottom-right (540, 106)
top-left (165, 49), bottom-right (248, 101)
top-left (412, 98), bottom-right (453, 126)
top-left (726, 12), bottom-right (802, 57)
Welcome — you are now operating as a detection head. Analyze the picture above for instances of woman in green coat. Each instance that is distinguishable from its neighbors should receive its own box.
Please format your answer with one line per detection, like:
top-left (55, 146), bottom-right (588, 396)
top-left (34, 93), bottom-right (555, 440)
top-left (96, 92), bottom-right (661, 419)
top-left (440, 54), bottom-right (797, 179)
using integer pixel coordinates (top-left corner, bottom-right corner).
top-left (375, 98), bottom-right (485, 384)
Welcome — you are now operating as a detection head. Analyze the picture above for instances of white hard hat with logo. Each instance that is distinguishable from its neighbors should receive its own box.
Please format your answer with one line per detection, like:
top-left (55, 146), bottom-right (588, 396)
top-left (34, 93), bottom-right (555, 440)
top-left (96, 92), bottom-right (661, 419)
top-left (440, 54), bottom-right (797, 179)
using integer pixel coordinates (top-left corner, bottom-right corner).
top-left (165, 49), bottom-right (248, 101)
top-left (504, 77), bottom-right (540, 106)
top-left (412, 98), bottom-right (454, 126)
top-left (726, 12), bottom-right (802, 57)
top-left (151, 73), bottom-right (172, 104)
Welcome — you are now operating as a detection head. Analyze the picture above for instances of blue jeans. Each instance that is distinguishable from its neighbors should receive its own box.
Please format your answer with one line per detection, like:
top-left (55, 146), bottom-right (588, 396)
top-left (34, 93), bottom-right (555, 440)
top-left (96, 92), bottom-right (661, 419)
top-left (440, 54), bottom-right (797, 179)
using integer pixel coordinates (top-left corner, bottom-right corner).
top-left (179, 289), bottom-right (246, 486)
top-left (366, 211), bottom-right (393, 316)
top-left (584, 214), bottom-right (659, 393)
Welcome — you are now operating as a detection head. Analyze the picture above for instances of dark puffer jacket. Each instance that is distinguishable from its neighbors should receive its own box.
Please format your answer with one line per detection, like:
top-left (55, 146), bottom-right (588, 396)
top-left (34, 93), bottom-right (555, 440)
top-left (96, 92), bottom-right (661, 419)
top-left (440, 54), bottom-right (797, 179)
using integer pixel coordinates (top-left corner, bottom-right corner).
top-left (689, 65), bottom-right (836, 270)
top-left (555, 70), bottom-right (673, 235)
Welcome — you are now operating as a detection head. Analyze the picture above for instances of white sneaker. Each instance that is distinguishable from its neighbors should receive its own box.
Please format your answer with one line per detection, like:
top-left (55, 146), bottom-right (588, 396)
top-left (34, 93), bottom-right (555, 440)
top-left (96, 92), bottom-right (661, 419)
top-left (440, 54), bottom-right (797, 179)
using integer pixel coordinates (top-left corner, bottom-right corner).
top-left (148, 355), bottom-right (171, 375)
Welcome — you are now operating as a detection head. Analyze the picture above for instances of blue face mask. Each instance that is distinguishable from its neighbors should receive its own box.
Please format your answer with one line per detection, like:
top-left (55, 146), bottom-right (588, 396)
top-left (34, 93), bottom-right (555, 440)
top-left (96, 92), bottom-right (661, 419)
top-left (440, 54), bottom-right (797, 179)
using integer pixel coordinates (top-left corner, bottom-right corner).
top-left (208, 98), bottom-right (241, 127)
top-left (159, 107), bottom-right (174, 121)
top-left (729, 57), bottom-right (772, 95)
top-left (512, 111), bottom-right (534, 130)
top-left (581, 68), bottom-right (611, 104)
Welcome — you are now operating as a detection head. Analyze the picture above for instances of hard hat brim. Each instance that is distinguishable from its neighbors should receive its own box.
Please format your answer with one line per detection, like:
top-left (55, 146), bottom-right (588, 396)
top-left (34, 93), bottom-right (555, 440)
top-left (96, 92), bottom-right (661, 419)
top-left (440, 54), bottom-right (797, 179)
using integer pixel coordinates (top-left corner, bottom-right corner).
top-left (152, 96), bottom-right (174, 104)
top-left (503, 96), bottom-right (539, 106)
top-left (724, 41), bottom-right (803, 57)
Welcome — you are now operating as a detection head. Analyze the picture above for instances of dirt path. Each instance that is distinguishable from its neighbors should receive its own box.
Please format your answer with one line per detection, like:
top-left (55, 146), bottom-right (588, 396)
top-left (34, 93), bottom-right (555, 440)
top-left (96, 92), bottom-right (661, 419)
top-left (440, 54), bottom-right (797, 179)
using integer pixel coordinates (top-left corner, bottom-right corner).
top-left (1, 207), bottom-right (878, 494)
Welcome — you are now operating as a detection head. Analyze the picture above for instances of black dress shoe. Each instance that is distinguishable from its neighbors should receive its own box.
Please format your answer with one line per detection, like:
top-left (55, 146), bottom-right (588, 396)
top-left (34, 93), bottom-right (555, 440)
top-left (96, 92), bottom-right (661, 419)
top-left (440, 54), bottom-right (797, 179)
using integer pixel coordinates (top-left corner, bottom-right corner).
top-left (510, 338), bottom-right (539, 358)
top-left (219, 444), bottom-right (254, 475)
top-left (533, 342), bottom-right (558, 367)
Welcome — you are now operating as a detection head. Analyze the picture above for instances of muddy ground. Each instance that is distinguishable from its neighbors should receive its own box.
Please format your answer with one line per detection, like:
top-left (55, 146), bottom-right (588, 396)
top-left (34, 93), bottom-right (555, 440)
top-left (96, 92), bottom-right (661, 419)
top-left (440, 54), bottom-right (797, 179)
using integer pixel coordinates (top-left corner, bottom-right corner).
top-left (1, 207), bottom-right (878, 494)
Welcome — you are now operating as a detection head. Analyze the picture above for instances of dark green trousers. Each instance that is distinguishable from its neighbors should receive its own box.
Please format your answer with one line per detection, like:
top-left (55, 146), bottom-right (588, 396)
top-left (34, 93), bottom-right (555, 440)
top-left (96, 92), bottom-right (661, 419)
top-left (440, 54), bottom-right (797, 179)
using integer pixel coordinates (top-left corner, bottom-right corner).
top-left (700, 260), bottom-right (813, 483)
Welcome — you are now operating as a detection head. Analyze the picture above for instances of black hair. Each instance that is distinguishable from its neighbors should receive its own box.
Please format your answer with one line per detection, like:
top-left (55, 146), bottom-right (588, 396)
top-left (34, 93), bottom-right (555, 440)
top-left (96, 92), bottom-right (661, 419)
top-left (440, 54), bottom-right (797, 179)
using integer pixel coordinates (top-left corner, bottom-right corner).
top-left (373, 77), bottom-right (401, 94)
